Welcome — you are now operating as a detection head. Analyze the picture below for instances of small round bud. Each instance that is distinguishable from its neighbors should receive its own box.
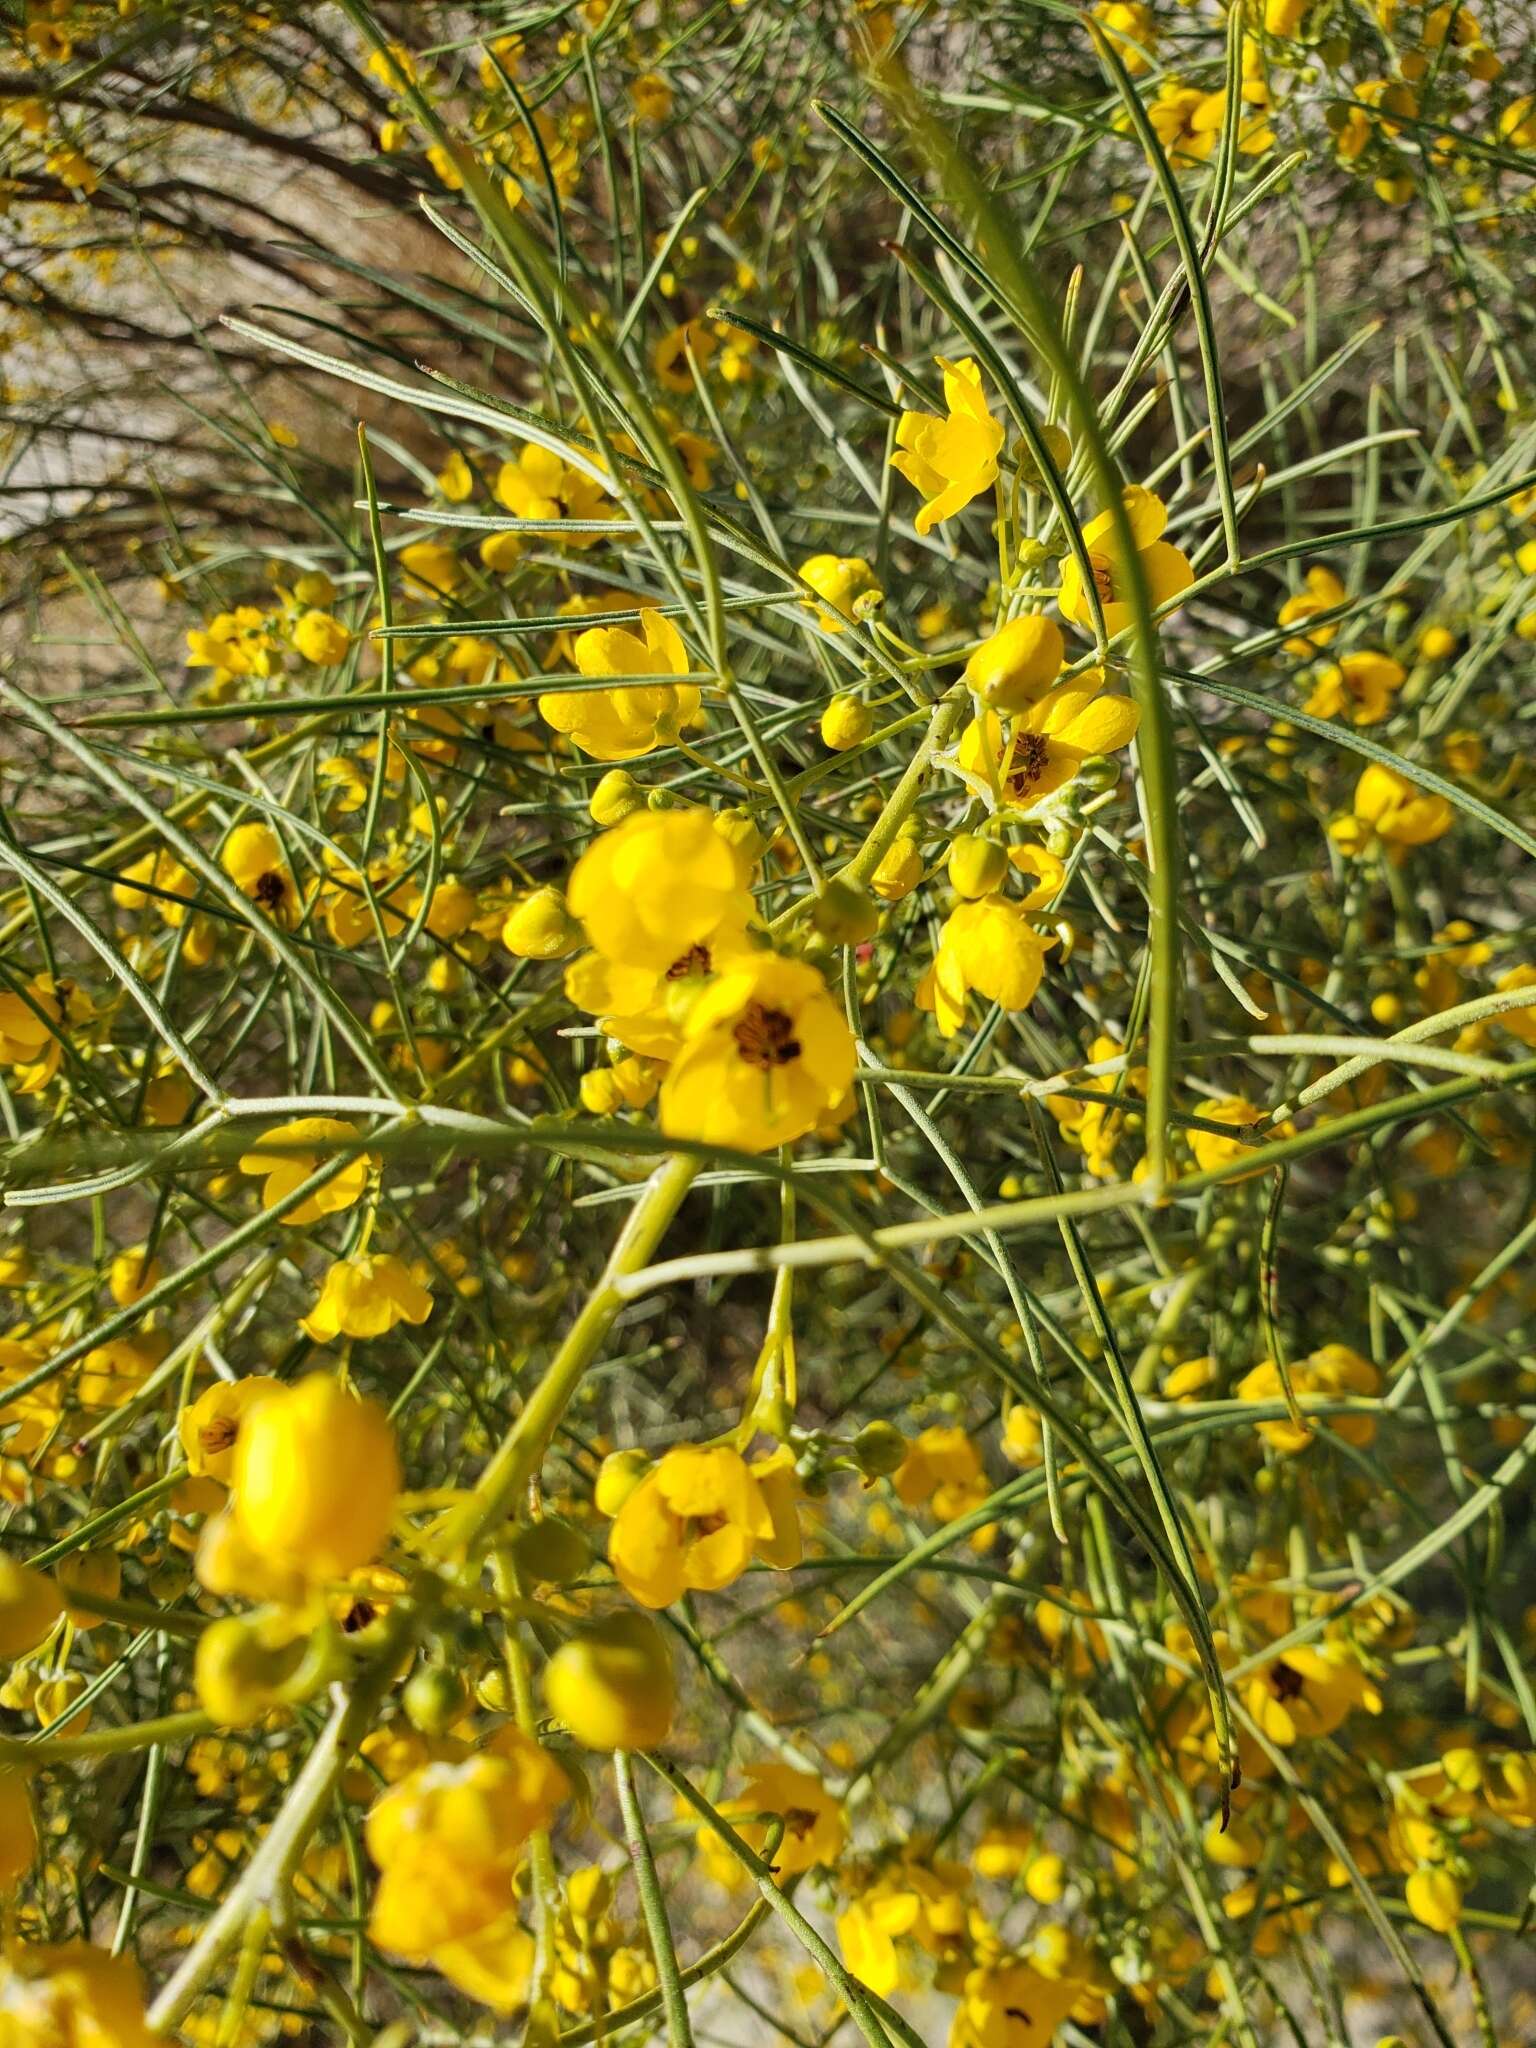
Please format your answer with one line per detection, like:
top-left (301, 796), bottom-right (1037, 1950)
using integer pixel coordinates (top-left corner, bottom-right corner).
top-left (503, 888), bottom-right (582, 960)
top-left (852, 1420), bottom-right (906, 1480)
top-left (58, 1550), bottom-right (122, 1631)
top-left (811, 877), bottom-right (879, 945)
top-left (194, 1614), bottom-right (307, 1731)
top-left (543, 1612), bottom-right (675, 1751)
top-left (590, 770), bottom-right (643, 827)
top-left (820, 693), bottom-right (874, 751)
top-left (947, 834), bottom-right (1008, 900)
top-left (404, 1663), bottom-right (467, 1736)
top-left (872, 833), bottom-right (924, 903)
top-left (1076, 754), bottom-right (1122, 794)
top-left (508, 1516), bottom-right (591, 1587)
top-left (594, 1448), bottom-right (650, 1519)
top-left (965, 614), bottom-right (1064, 713)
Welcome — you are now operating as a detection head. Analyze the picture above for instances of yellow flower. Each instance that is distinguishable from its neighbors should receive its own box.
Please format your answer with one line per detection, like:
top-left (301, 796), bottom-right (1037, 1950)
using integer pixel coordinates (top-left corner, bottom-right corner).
top-left (237, 1117), bottom-right (375, 1226)
top-left (1406, 1865), bottom-right (1463, 1932)
top-left (222, 820), bottom-right (298, 924)
top-left (398, 539), bottom-right (463, 595)
top-left (917, 896), bottom-right (1050, 1039)
top-left (1058, 485), bottom-right (1193, 636)
top-left (1278, 564), bottom-right (1347, 652)
top-left (186, 606), bottom-right (275, 681)
top-left (0, 978), bottom-right (66, 1093)
top-left (719, 1764), bottom-right (846, 1875)
top-left (0, 1559), bottom-right (62, 1659)
top-left (800, 554), bottom-right (880, 633)
top-left (952, 686), bottom-right (1140, 814)
top-left (368, 1737), bottom-right (568, 1956)
top-left (0, 1942), bottom-right (158, 2048)
top-left (302, 1254), bottom-right (434, 1343)
top-left (179, 1375), bottom-right (284, 1482)
top-left (659, 951), bottom-right (856, 1153)
top-left (631, 70), bottom-right (674, 123)
top-left (1091, 0), bottom-right (1157, 73)
top-left (891, 358), bottom-right (1004, 535)
top-left (1241, 1642), bottom-right (1381, 1745)
top-left (568, 806), bottom-right (757, 973)
top-left (231, 1373), bottom-right (401, 1581)
top-left (894, 1425), bottom-right (989, 1521)
top-left (609, 1444), bottom-right (793, 1605)
top-left (1236, 1343), bottom-right (1382, 1455)
top-left (1330, 763), bottom-right (1454, 854)
top-left (952, 1957), bottom-right (1078, 2048)
top-left (1187, 1094), bottom-right (1270, 1174)
top-left (292, 609), bottom-right (351, 665)
top-left (539, 609), bottom-right (701, 761)
top-left (1494, 963), bottom-right (1536, 1044)
top-left (544, 1611), bottom-right (676, 1751)
top-left (653, 319), bottom-right (717, 391)
top-left (1304, 650), bottom-right (1405, 726)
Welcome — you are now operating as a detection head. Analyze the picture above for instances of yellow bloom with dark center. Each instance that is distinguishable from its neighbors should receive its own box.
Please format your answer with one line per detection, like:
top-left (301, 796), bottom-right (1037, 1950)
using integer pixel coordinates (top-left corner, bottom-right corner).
top-left (539, 609), bottom-right (701, 761)
top-left (238, 1116), bottom-right (375, 1226)
top-left (1330, 763), bottom-right (1454, 854)
top-left (891, 357), bottom-right (1004, 535)
top-left (952, 1957), bottom-right (1078, 2048)
top-left (608, 1444), bottom-right (790, 1606)
top-left (568, 806), bottom-right (757, 974)
top-left (719, 1763), bottom-right (846, 1875)
top-left (302, 1254), bottom-right (434, 1343)
top-left (652, 318), bottom-right (715, 391)
top-left (1305, 649), bottom-right (1405, 726)
top-left (917, 896), bottom-right (1050, 1040)
top-left (1278, 564), bottom-right (1347, 653)
top-left (1057, 485), bottom-right (1193, 637)
top-left (658, 951), bottom-right (856, 1153)
top-left (222, 820), bottom-right (298, 924)
top-left (1242, 1641), bottom-right (1381, 1745)
top-left (954, 685), bottom-right (1140, 814)
top-left (179, 1375), bottom-right (284, 1483)
top-left (231, 1372), bottom-right (400, 1581)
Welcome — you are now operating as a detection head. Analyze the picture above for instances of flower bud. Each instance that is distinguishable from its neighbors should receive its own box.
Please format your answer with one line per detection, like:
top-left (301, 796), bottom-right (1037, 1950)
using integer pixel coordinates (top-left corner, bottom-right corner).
top-left (594, 1449), bottom-right (649, 1519)
top-left (195, 1614), bottom-right (309, 1730)
top-left (589, 770), bottom-right (642, 827)
top-left (947, 834), bottom-right (1008, 900)
top-left (231, 1374), bottom-right (400, 1583)
top-left (403, 1662), bottom-right (467, 1736)
top-left (811, 877), bottom-right (879, 945)
top-left (820, 694), bottom-right (873, 752)
top-left (503, 888), bottom-right (582, 960)
top-left (543, 1613), bottom-right (675, 1751)
top-left (508, 1516), bottom-right (591, 1587)
top-left (965, 614), bottom-right (1064, 713)
top-left (852, 1420), bottom-right (906, 1480)
top-left (872, 832), bottom-right (924, 902)
top-left (0, 1560), bottom-right (61, 1660)
top-left (57, 1550), bottom-right (121, 1631)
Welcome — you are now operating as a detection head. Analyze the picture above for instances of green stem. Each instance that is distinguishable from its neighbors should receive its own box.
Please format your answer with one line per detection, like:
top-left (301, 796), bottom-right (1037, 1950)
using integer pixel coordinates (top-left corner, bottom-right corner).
top-left (614, 1749), bottom-right (695, 2048)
